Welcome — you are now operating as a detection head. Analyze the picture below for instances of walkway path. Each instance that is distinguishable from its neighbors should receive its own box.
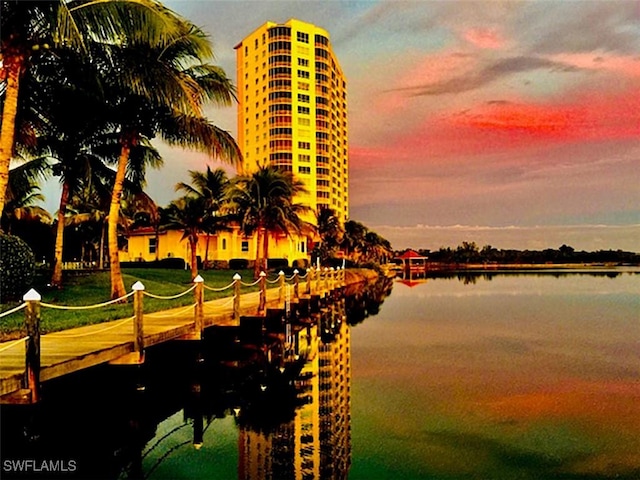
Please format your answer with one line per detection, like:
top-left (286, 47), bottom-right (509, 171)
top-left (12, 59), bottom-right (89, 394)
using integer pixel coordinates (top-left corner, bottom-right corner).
top-left (0, 288), bottom-right (283, 400)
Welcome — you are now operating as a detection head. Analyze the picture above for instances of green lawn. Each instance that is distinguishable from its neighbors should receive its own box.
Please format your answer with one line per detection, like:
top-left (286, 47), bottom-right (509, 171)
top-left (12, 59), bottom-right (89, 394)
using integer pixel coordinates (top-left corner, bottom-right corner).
top-left (0, 268), bottom-right (266, 340)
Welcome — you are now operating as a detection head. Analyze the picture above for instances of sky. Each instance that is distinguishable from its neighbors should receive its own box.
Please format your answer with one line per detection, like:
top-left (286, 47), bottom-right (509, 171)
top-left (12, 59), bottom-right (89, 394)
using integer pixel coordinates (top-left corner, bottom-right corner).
top-left (45, 0), bottom-right (640, 251)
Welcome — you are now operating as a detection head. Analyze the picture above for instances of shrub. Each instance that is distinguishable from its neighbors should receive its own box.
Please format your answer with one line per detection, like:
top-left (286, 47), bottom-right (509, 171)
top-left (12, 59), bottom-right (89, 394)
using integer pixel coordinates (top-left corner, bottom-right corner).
top-left (158, 257), bottom-right (187, 269)
top-left (229, 258), bottom-right (249, 270)
top-left (292, 258), bottom-right (309, 269)
top-left (0, 233), bottom-right (36, 302)
top-left (267, 258), bottom-right (289, 270)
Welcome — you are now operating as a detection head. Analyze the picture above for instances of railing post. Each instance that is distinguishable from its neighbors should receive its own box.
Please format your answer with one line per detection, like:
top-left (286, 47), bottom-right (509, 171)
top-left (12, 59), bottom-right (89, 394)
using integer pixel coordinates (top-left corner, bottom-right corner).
top-left (316, 266), bottom-right (322, 294)
top-left (259, 271), bottom-right (267, 312)
top-left (233, 273), bottom-right (241, 322)
top-left (132, 281), bottom-right (145, 362)
top-left (305, 267), bottom-right (312, 295)
top-left (193, 275), bottom-right (204, 339)
top-left (278, 270), bottom-right (285, 305)
top-left (293, 269), bottom-right (299, 299)
top-left (23, 289), bottom-right (41, 403)
top-left (324, 267), bottom-right (329, 292)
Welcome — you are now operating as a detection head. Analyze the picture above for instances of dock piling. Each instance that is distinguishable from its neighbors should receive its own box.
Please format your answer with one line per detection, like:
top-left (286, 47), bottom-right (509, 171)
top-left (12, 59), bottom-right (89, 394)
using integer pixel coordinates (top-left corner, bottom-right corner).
top-left (132, 281), bottom-right (145, 361)
top-left (23, 289), bottom-right (41, 403)
top-left (258, 271), bottom-right (267, 312)
top-left (233, 273), bottom-right (241, 322)
top-left (193, 275), bottom-right (204, 339)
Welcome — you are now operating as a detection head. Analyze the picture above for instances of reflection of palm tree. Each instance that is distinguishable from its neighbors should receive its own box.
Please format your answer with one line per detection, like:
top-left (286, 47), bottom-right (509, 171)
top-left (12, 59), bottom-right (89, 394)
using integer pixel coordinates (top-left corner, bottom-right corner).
top-left (225, 166), bottom-right (311, 278)
top-left (176, 167), bottom-right (230, 268)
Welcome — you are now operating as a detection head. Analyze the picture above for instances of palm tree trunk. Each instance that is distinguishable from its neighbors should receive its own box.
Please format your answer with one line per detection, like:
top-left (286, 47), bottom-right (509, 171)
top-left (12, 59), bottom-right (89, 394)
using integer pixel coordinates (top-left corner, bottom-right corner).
top-left (190, 236), bottom-right (198, 281)
top-left (204, 232), bottom-right (210, 269)
top-left (108, 140), bottom-right (130, 299)
top-left (0, 56), bottom-right (23, 221)
top-left (51, 180), bottom-right (71, 287)
top-left (154, 225), bottom-right (160, 262)
top-left (253, 229), bottom-right (262, 279)
top-left (99, 221), bottom-right (106, 269)
top-left (262, 228), bottom-right (269, 273)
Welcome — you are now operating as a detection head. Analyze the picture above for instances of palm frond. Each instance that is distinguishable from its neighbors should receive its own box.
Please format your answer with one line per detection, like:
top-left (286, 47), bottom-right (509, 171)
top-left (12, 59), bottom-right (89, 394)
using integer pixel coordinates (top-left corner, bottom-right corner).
top-left (159, 112), bottom-right (241, 167)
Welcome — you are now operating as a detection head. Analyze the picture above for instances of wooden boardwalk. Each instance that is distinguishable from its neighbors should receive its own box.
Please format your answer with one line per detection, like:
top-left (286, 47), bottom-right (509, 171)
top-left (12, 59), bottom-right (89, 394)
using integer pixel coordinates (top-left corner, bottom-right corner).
top-left (0, 287), bottom-right (286, 401)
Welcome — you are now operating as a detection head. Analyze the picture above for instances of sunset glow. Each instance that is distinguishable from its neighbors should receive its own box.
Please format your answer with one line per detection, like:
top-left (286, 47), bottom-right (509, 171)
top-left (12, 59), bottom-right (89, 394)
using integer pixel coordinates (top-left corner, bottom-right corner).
top-left (138, 0), bottom-right (640, 251)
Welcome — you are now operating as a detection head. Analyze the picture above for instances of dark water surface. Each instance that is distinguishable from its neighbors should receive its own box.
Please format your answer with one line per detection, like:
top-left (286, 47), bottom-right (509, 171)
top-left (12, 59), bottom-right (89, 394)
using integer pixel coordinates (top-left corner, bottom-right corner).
top-left (1, 271), bottom-right (638, 479)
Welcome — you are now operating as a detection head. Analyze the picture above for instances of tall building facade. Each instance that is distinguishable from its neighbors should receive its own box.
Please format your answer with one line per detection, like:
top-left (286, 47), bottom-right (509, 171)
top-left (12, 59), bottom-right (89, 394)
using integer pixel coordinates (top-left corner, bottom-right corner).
top-left (235, 19), bottom-right (349, 224)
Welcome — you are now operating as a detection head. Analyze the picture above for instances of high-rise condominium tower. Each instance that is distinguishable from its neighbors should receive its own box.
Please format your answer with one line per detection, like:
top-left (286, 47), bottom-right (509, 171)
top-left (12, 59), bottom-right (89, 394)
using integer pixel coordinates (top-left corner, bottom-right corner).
top-left (235, 19), bottom-right (349, 224)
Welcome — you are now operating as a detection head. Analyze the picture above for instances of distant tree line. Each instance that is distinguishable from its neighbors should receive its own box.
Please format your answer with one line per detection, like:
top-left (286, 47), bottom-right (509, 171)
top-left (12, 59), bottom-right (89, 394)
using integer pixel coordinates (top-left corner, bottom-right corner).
top-left (404, 242), bottom-right (640, 265)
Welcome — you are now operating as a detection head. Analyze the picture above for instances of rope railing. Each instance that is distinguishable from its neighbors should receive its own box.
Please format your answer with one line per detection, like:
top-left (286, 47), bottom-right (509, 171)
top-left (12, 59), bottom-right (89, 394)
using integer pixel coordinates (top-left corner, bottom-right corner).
top-left (145, 304), bottom-right (197, 319)
top-left (0, 303), bottom-right (27, 318)
top-left (0, 336), bottom-right (29, 354)
top-left (40, 291), bottom-right (134, 310)
top-left (52, 317), bottom-right (132, 338)
top-left (143, 285), bottom-right (196, 300)
top-left (203, 297), bottom-right (235, 312)
top-left (6, 268), bottom-right (347, 401)
top-left (202, 281), bottom-right (235, 292)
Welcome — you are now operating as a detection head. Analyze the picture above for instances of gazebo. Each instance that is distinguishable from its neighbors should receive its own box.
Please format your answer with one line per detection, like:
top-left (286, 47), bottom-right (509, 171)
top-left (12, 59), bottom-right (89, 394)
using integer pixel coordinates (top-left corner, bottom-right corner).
top-left (395, 250), bottom-right (428, 273)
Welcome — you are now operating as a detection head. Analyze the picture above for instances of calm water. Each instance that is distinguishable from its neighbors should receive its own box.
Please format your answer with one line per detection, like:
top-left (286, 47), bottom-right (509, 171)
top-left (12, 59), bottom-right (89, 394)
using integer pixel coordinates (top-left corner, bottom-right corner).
top-left (1, 271), bottom-right (638, 479)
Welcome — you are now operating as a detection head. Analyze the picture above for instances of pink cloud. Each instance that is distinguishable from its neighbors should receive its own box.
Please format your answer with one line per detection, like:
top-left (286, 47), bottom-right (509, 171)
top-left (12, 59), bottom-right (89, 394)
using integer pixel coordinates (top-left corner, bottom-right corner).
top-left (463, 27), bottom-right (506, 49)
top-left (452, 90), bottom-right (640, 143)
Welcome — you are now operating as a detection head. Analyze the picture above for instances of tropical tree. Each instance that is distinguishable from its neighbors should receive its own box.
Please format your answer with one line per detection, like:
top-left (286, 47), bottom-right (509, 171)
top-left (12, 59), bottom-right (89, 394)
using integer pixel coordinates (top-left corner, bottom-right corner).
top-left (361, 231), bottom-right (393, 264)
top-left (164, 195), bottom-right (207, 280)
top-left (314, 207), bottom-right (344, 263)
top-left (341, 220), bottom-right (368, 262)
top-left (225, 165), bottom-right (311, 278)
top-left (176, 167), bottom-right (230, 267)
top-left (96, 14), bottom-right (241, 299)
top-left (0, 0), bottom-right (183, 220)
top-left (2, 164), bottom-right (51, 234)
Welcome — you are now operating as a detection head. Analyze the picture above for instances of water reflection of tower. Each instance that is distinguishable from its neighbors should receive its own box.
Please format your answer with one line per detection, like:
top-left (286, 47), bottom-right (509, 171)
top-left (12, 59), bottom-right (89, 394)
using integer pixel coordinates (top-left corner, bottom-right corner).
top-left (319, 300), bottom-right (351, 479)
top-left (238, 322), bottom-right (320, 480)
top-left (238, 300), bottom-right (351, 479)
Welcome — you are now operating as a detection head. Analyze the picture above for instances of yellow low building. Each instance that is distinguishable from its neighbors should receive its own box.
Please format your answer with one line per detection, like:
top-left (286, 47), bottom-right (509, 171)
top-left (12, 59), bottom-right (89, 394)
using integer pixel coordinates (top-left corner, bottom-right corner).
top-left (119, 226), bottom-right (312, 268)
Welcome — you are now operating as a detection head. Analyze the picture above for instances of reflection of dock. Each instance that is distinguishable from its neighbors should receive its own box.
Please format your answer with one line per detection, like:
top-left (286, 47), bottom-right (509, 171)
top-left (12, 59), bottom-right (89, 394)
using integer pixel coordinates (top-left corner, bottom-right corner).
top-left (0, 269), bottom-right (350, 404)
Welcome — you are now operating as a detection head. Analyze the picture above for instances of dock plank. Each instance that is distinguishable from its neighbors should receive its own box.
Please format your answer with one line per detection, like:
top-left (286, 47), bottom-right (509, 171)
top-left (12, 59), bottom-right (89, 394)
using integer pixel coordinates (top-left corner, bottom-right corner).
top-left (0, 287), bottom-right (286, 398)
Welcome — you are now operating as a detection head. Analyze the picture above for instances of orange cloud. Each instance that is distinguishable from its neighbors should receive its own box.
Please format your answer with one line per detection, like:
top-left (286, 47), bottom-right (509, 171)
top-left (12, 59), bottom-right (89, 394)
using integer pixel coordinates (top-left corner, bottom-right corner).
top-left (450, 89), bottom-right (640, 144)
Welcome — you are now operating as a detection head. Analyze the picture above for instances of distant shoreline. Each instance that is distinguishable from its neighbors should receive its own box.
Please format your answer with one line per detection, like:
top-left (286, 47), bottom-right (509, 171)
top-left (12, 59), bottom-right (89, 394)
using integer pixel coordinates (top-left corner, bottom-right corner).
top-left (389, 263), bottom-right (640, 273)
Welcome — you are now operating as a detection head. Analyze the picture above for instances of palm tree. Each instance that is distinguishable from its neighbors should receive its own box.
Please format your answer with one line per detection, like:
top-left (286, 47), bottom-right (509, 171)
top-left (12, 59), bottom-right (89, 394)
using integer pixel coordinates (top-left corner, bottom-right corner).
top-left (97, 17), bottom-right (241, 299)
top-left (225, 165), bottom-right (311, 278)
top-left (2, 164), bottom-right (51, 234)
top-left (0, 0), bottom-right (183, 220)
top-left (342, 220), bottom-right (368, 263)
top-left (164, 195), bottom-right (208, 280)
top-left (361, 231), bottom-right (393, 264)
top-left (315, 207), bottom-right (344, 262)
top-left (176, 167), bottom-right (230, 268)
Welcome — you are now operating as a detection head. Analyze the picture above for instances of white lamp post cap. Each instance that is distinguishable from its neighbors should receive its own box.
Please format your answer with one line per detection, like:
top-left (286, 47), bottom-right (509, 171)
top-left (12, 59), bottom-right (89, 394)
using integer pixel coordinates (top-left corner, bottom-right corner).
top-left (23, 288), bottom-right (41, 302)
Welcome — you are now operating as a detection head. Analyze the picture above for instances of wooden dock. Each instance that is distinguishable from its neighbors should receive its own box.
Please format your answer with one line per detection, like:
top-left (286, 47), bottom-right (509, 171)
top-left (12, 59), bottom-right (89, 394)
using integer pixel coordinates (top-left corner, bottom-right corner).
top-left (0, 268), bottom-right (347, 404)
